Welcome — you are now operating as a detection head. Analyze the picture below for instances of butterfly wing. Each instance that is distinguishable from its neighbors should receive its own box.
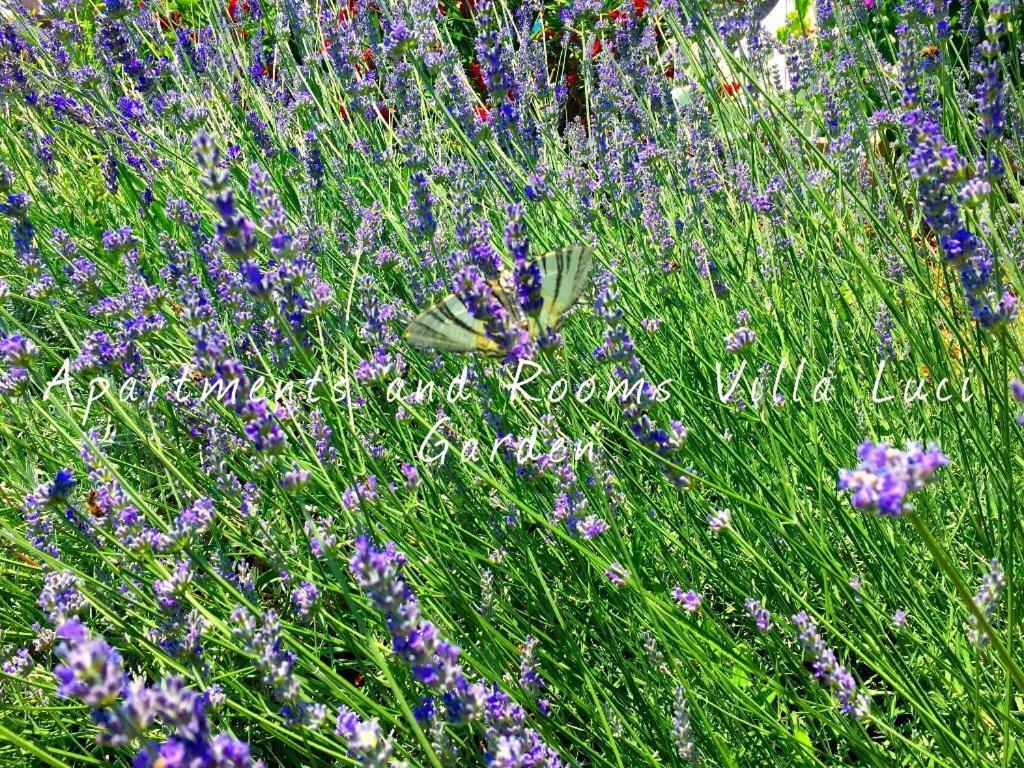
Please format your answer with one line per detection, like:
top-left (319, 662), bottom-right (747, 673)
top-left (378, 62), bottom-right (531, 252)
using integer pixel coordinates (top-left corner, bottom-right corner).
top-left (405, 294), bottom-right (503, 355)
top-left (532, 244), bottom-right (595, 333)
top-left (405, 245), bottom-right (593, 354)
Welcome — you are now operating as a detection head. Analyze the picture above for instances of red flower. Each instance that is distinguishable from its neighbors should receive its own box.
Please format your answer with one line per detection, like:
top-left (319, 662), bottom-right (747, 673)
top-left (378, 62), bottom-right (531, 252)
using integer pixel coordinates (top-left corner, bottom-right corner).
top-left (474, 105), bottom-right (492, 123)
top-left (377, 104), bottom-right (393, 123)
top-left (157, 10), bottom-right (182, 30)
top-left (337, 0), bottom-right (359, 22)
top-left (610, 0), bottom-right (645, 20)
top-left (458, 0), bottom-right (475, 14)
top-left (469, 60), bottom-right (487, 92)
top-left (590, 38), bottom-right (602, 57)
top-left (228, 0), bottom-right (251, 23)
top-left (717, 81), bottom-right (742, 97)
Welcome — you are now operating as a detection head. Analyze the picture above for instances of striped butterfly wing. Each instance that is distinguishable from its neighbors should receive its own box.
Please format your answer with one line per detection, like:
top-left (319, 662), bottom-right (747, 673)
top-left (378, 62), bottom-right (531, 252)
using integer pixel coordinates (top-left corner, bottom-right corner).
top-left (532, 244), bottom-right (595, 334)
top-left (404, 246), bottom-right (591, 355)
top-left (405, 293), bottom-right (503, 356)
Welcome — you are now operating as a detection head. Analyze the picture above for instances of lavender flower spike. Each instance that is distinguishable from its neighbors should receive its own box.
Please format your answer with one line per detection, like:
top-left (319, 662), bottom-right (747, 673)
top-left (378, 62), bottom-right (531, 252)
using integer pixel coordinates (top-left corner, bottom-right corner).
top-left (350, 537), bottom-right (561, 766)
top-left (968, 559), bottom-right (1005, 647)
top-left (838, 440), bottom-right (948, 516)
top-left (53, 619), bottom-right (124, 707)
top-left (791, 612), bottom-right (870, 719)
top-left (336, 706), bottom-right (399, 767)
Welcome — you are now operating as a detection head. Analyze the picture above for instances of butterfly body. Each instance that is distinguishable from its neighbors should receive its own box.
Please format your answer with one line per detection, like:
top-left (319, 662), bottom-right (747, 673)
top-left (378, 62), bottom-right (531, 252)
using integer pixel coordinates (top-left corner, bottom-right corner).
top-left (405, 244), bottom-right (594, 356)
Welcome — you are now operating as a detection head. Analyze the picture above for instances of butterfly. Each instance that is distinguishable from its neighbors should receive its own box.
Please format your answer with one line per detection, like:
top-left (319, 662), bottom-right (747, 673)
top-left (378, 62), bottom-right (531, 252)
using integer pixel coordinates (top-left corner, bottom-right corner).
top-left (405, 244), bottom-right (594, 356)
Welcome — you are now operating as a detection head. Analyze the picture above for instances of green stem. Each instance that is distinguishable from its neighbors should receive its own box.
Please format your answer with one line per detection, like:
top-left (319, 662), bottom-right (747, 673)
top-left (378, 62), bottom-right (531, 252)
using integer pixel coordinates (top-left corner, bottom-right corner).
top-left (907, 511), bottom-right (1024, 692)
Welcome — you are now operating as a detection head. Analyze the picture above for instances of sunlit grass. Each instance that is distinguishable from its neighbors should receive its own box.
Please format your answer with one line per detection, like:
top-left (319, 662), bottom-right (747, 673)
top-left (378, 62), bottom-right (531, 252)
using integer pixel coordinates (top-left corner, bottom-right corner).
top-left (1, 0), bottom-right (1023, 765)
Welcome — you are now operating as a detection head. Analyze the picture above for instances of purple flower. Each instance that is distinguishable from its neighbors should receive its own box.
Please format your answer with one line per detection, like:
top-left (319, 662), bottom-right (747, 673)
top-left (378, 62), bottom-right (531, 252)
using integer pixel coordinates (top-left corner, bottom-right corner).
top-left (901, 98), bottom-right (1017, 329)
top-left (958, 177), bottom-right (991, 208)
top-left (672, 588), bottom-right (702, 614)
top-left (1011, 373), bottom-right (1024, 425)
top-left (303, 130), bottom-right (325, 189)
top-left (724, 326), bottom-right (756, 353)
top-left (405, 171), bottom-right (435, 239)
top-left (305, 516), bottom-right (339, 559)
top-left (578, 514), bottom-right (608, 539)
top-left (174, 497), bottom-right (215, 539)
top-left (38, 570), bottom-right (85, 624)
top-left (524, 171), bottom-right (549, 202)
top-left (350, 537), bottom-right (449, 685)
top-left (605, 563), bottom-right (629, 587)
top-left (968, 558), bottom-right (1004, 647)
top-left (0, 183), bottom-right (52, 298)
top-left (0, 332), bottom-right (39, 395)
top-left (791, 612), bottom-right (869, 719)
top-left (400, 463), bottom-right (420, 490)
top-left (310, 409), bottom-right (338, 466)
top-left (336, 707), bottom-right (396, 766)
top-left (280, 462), bottom-right (310, 491)
top-left (80, 432), bottom-right (167, 552)
top-left (81, 666), bottom-right (266, 767)
top-left (349, 538), bottom-right (560, 765)
top-left (193, 133), bottom-right (257, 261)
top-left (707, 507), bottom-right (731, 532)
top-left (593, 268), bottom-right (688, 488)
top-left (506, 204), bottom-right (542, 316)
top-left (518, 636), bottom-right (545, 695)
top-left (353, 275), bottom-right (403, 385)
top-left (291, 581), bottom-right (319, 618)
top-left (452, 264), bottom-right (532, 363)
top-left (744, 598), bottom-right (773, 632)
top-left (31, 469), bottom-right (77, 510)
top-left (672, 686), bottom-right (696, 762)
top-left (211, 733), bottom-right (262, 767)
top-left (838, 440), bottom-right (948, 516)
top-left (242, 399), bottom-right (287, 454)
top-left (153, 559), bottom-right (194, 612)
top-left (231, 607), bottom-right (319, 727)
top-left (0, 333), bottom-right (38, 367)
top-left (875, 306), bottom-right (895, 359)
top-left (342, 476), bottom-right (379, 510)
top-left (3, 648), bottom-right (32, 676)
top-left (975, 4), bottom-right (1010, 144)
top-left (53, 619), bottom-right (124, 708)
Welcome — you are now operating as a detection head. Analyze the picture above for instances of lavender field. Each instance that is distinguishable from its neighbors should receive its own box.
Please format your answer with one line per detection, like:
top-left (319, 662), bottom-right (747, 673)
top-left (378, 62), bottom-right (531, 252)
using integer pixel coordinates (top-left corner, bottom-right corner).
top-left (0, 0), bottom-right (1022, 765)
